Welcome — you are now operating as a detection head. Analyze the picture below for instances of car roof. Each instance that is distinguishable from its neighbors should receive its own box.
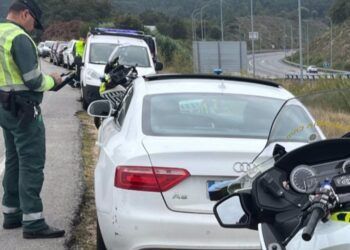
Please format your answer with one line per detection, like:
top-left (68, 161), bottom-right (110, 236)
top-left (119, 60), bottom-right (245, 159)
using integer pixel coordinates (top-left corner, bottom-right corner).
top-left (138, 74), bottom-right (294, 100)
top-left (88, 34), bottom-right (147, 46)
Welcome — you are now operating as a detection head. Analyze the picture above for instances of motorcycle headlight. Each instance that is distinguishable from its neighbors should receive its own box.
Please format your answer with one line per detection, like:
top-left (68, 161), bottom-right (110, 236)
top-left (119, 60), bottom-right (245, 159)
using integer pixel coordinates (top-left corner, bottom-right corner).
top-left (86, 69), bottom-right (101, 81)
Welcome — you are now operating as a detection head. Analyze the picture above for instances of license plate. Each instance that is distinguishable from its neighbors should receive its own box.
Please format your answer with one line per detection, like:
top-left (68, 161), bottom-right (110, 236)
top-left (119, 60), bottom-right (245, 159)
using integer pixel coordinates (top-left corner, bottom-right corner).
top-left (207, 180), bottom-right (227, 201)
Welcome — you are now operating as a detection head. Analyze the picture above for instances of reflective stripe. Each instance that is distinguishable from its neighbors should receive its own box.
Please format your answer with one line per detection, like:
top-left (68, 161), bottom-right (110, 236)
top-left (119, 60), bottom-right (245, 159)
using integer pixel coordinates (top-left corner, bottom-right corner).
top-left (36, 74), bottom-right (55, 91)
top-left (23, 68), bottom-right (41, 82)
top-left (23, 212), bottom-right (43, 221)
top-left (0, 84), bottom-right (29, 92)
top-left (0, 28), bottom-right (18, 85)
top-left (2, 205), bottom-right (19, 214)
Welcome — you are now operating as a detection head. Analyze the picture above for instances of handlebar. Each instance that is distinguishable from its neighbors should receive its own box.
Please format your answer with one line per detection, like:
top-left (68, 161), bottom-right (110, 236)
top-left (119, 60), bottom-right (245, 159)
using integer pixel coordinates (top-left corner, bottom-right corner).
top-left (50, 72), bottom-right (76, 92)
top-left (302, 206), bottom-right (325, 241)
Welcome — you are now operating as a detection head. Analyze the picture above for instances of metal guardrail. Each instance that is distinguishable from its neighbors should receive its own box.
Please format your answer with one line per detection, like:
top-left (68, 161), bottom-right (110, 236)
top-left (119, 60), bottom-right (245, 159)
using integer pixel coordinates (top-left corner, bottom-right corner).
top-left (285, 73), bottom-right (350, 80)
top-left (282, 59), bottom-right (350, 74)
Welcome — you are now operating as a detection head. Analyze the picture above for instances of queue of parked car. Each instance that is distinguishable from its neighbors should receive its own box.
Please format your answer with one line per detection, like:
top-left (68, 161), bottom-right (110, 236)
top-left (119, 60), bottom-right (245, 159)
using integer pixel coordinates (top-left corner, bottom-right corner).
top-left (40, 28), bottom-right (164, 111)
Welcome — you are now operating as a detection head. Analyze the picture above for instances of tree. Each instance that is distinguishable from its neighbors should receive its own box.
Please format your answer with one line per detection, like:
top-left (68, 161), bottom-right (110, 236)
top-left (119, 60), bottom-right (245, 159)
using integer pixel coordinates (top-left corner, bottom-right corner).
top-left (171, 19), bottom-right (189, 39)
top-left (114, 15), bottom-right (144, 30)
top-left (330, 0), bottom-right (350, 24)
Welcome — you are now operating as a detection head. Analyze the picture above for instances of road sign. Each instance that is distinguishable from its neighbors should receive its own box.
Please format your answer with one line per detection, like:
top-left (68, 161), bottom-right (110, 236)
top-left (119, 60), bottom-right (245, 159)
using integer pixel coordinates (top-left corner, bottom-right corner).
top-left (323, 61), bottom-right (330, 68)
top-left (249, 32), bottom-right (259, 40)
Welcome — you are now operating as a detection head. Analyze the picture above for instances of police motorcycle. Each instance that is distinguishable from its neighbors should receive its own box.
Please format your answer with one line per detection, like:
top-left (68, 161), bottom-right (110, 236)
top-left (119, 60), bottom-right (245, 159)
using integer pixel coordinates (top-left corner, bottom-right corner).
top-left (213, 88), bottom-right (350, 250)
top-left (87, 56), bottom-right (138, 128)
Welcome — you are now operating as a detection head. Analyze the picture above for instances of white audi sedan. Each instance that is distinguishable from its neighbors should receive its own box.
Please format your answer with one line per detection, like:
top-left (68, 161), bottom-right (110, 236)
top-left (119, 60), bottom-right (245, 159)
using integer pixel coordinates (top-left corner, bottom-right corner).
top-left (89, 74), bottom-right (296, 250)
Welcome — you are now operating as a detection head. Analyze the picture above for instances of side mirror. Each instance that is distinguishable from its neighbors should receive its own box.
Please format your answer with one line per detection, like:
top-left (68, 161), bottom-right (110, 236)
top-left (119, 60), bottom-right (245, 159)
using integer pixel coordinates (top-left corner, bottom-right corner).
top-left (214, 193), bottom-right (251, 228)
top-left (87, 100), bottom-right (113, 119)
top-left (155, 61), bottom-right (163, 71)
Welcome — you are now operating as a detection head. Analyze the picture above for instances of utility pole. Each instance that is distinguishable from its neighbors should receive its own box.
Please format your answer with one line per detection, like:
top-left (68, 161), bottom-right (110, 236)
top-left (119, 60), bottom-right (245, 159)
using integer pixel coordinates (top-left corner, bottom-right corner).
top-left (220, 0), bottom-right (224, 41)
top-left (327, 17), bottom-right (333, 68)
top-left (306, 21), bottom-right (309, 66)
top-left (191, 8), bottom-right (201, 41)
top-left (251, 0), bottom-right (256, 77)
top-left (201, 6), bottom-right (205, 41)
top-left (298, 0), bottom-right (303, 83)
top-left (284, 23), bottom-right (287, 58)
top-left (290, 24), bottom-right (293, 53)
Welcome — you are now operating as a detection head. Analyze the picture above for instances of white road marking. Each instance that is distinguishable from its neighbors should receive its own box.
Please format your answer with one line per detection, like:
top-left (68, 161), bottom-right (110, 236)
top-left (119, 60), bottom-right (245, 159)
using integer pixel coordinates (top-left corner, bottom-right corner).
top-left (0, 158), bottom-right (4, 176)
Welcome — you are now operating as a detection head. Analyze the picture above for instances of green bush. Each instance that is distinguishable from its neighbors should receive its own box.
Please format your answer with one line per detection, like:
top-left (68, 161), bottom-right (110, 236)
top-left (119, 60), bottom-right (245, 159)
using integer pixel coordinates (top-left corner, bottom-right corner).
top-left (154, 32), bottom-right (192, 73)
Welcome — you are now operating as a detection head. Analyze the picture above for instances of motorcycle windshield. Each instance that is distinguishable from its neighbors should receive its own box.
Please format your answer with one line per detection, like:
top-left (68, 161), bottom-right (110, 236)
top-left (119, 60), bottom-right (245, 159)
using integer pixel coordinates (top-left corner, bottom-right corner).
top-left (269, 88), bottom-right (350, 143)
top-left (239, 87), bottom-right (350, 188)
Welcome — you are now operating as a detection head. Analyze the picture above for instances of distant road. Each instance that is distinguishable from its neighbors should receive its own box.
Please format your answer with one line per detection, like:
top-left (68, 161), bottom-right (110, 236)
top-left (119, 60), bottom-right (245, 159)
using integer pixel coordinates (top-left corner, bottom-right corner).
top-left (248, 51), bottom-right (301, 79)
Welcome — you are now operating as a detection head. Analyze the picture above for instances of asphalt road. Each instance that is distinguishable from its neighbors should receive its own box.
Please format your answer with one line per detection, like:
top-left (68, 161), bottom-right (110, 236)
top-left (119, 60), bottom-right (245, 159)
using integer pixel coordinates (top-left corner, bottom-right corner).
top-left (248, 51), bottom-right (301, 78)
top-left (0, 59), bottom-right (83, 249)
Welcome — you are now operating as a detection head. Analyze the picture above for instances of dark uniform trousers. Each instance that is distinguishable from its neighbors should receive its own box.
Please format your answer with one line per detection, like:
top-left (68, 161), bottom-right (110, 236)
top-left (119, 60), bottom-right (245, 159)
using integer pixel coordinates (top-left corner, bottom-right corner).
top-left (0, 103), bottom-right (48, 232)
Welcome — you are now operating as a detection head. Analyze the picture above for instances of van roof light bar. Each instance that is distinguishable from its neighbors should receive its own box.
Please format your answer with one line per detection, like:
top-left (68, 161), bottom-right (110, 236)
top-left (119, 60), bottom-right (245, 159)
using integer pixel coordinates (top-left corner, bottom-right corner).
top-left (92, 28), bottom-right (144, 36)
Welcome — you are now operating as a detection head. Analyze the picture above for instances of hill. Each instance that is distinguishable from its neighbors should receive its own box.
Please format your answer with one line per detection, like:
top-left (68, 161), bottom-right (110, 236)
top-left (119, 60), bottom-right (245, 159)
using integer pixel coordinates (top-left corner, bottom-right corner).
top-left (112, 0), bottom-right (334, 19)
top-left (304, 19), bottom-right (350, 70)
top-left (295, 0), bottom-right (350, 70)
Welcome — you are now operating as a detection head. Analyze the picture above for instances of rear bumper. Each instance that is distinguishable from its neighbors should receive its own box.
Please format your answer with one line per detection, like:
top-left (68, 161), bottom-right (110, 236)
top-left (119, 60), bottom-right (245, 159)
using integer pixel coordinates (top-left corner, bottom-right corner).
top-left (97, 190), bottom-right (260, 250)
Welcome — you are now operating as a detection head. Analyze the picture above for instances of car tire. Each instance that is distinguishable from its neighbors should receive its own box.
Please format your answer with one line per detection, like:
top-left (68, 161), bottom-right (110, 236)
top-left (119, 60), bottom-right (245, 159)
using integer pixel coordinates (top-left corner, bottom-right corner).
top-left (96, 219), bottom-right (107, 250)
top-left (81, 84), bottom-right (88, 110)
top-left (94, 117), bottom-right (102, 129)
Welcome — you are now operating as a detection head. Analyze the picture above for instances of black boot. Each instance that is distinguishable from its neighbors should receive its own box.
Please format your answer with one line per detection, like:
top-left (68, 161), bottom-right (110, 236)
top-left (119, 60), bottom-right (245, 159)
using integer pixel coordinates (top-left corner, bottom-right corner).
top-left (3, 221), bottom-right (22, 229)
top-left (23, 226), bottom-right (65, 239)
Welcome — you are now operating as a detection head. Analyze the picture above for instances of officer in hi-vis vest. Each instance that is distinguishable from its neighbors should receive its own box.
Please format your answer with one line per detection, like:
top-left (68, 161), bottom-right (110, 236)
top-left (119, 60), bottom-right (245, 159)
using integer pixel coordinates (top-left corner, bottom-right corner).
top-left (0, 0), bottom-right (65, 239)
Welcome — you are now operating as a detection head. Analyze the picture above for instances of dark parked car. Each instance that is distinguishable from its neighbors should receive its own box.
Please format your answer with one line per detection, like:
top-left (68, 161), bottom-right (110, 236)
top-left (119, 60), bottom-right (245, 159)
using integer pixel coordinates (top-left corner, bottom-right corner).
top-left (53, 42), bottom-right (68, 66)
top-left (50, 41), bottom-right (60, 63)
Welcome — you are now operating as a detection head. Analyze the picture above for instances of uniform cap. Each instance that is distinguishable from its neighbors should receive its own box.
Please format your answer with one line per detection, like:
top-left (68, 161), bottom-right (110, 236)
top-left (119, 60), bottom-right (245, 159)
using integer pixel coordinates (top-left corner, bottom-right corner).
top-left (17, 0), bottom-right (43, 30)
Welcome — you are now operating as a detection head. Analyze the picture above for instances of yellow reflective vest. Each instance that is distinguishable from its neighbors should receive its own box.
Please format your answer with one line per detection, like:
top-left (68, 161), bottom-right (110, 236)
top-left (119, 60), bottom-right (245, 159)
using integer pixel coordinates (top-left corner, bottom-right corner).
top-left (0, 22), bottom-right (54, 92)
top-left (75, 40), bottom-right (85, 57)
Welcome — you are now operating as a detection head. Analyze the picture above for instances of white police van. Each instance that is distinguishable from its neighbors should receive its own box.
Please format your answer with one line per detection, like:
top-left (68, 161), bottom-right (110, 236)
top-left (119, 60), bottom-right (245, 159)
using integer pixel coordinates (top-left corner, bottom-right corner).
top-left (80, 28), bottom-right (162, 109)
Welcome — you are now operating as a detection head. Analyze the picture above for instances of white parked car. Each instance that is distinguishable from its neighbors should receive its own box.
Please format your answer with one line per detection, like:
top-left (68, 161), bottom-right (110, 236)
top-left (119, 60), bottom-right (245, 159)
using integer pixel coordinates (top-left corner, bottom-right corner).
top-left (37, 42), bottom-right (45, 57)
top-left (306, 65), bottom-right (318, 74)
top-left (80, 28), bottom-right (162, 109)
top-left (87, 74), bottom-right (322, 250)
top-left (38, 40), bottom-right (53, 57)
top-left (63, 39), bottom-right (77, 69)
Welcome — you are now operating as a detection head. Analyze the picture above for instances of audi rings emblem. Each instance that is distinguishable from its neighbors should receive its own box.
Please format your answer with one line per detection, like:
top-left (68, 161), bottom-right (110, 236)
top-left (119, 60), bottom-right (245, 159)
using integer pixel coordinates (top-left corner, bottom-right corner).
top-left (233, 162), bottom-right (256, 173)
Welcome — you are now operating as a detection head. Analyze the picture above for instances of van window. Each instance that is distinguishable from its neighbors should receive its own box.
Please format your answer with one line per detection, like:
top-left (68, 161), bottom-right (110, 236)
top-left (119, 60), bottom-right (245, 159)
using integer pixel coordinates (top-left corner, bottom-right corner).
top-left (89, 43), bottom-right (118, 65)
top-left (111, 46), bottom-right (150, 67)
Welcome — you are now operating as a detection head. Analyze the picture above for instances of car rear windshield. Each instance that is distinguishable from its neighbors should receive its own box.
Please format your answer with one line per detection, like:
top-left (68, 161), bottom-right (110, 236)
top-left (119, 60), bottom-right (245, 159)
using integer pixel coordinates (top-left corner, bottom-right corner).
top-left (89, 43), bottom-right (118, 64)
top-left (111, 46), bottom-right (150, 67)
top-left (142, 93), bottom-right (284, 139)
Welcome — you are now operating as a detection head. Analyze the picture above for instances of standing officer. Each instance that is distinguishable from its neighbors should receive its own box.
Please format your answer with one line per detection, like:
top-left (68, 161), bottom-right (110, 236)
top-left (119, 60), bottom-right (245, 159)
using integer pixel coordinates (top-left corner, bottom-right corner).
top-left (0, 0), bottom-right (65, 238)
top-left (74, 37), bottom-right (85, 85)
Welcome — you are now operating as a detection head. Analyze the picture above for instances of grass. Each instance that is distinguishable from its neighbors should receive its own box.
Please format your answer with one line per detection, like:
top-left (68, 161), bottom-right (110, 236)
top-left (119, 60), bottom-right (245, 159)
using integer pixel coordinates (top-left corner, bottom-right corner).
top-left (309, 107), bottom-right (350, 138)
top-left (69, 111), bottom-right (98, 250)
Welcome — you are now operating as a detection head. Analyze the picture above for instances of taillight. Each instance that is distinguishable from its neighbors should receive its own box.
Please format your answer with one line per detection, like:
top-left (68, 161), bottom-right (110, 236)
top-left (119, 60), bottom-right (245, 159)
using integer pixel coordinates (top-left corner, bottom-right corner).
top-left (115, 166), bottom-right (190, 192)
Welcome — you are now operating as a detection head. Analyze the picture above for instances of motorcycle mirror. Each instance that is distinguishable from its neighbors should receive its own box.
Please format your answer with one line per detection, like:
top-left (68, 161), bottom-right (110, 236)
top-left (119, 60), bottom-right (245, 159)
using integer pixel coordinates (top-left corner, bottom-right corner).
top-left (87, 100), bottom-right (113, 123)
top-left (273, 144), bottom-right (287, 161)
top-left (213, 193), bottom-right (252, 228)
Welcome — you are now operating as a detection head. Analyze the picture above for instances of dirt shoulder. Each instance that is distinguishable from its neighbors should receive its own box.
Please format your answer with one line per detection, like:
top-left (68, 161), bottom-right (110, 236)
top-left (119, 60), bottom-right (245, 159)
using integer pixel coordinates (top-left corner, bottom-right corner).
top-left (68, 112), bottom-right (98, 249)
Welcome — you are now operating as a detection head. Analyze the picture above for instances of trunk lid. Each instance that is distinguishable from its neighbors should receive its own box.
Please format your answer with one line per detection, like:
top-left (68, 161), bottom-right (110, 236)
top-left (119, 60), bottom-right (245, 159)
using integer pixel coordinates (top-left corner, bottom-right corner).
top-left (142, 136), bottom-right (267, 214)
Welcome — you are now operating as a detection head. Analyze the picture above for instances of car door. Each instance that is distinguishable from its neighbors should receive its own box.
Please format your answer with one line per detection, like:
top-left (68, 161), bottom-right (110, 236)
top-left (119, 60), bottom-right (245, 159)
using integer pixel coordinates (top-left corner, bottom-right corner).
top-left (95, 87), bottom-right (135, 214)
